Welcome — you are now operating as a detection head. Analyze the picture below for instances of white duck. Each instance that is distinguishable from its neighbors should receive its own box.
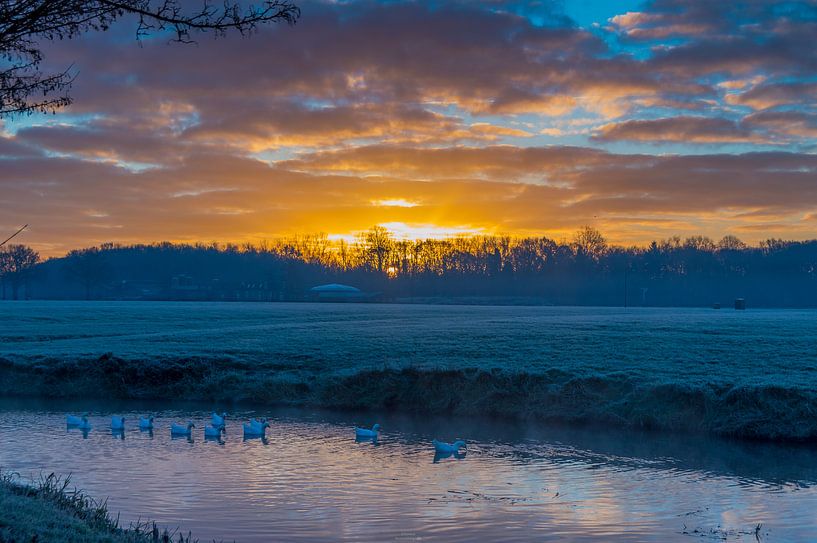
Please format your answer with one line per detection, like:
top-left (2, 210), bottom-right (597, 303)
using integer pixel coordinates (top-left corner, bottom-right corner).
top-left (204, 424), bottom-right (225, 438)
top-left (355, 424), bottom-right (381, 438)
top-left (211, 412), bottom-right (227, 427)
top-left (138, 416), bottom-right (154, 430)
top-left (67, 414), bottom-right (91, 430)
top-left (170, 422), bottom-right (196, 436)
top-left (433, 440), bottom-right (466, 454)
top-left (110, 416), bottom-right (125, 431)
top-left (243, 419), bottom-right (269, 437)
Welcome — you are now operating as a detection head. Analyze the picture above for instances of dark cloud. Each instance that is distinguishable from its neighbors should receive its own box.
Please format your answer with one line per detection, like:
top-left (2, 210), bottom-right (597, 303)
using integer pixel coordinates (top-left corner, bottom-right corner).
top-left (729, 82), bottom-right (817, 110)
top-left (593, 116), bottom-right (761, 143)
top-left (744, 110), bottom-right (817, 139)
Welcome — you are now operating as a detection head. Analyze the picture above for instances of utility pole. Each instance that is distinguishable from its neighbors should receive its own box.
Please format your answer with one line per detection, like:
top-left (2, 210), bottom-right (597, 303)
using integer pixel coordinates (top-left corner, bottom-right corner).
top-left (0, 225), bottom-right (28, 248)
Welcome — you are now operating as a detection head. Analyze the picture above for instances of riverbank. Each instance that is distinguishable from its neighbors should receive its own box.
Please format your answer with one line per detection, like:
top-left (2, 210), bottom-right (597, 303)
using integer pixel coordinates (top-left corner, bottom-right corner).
top-left (2, 353), bottom-right (816, 442)
top-left (3, 302), bottom-right (816, 442)
top-left (0, 472), bottom-right (195, 542)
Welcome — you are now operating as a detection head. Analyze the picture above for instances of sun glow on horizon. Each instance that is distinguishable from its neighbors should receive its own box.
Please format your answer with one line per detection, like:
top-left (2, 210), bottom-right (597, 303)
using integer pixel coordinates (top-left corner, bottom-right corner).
top-left (370, 198), bottom-right (421, 208)
top-left (376, 222), bottom-right (485, 240)
top-left (325, 222), bottom-right (487, 244)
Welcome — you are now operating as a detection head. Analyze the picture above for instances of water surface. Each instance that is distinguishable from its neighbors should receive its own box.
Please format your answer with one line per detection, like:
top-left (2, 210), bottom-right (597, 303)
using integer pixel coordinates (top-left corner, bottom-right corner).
top-left (1, 399), bottom-right (815, 542)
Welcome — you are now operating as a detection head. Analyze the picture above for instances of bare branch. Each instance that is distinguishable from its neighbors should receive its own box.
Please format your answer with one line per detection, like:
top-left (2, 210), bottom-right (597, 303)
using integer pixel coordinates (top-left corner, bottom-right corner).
top-left (0, 224), bottom-right (28, 247)
top-left (0, 1), bottom-right (300, 116)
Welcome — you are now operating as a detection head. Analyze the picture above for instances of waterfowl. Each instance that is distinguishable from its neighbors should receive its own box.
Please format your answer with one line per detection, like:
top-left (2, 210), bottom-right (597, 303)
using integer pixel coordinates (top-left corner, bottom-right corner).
top-left (138, 416), bottom-right (154, 430)
top-left (243, 418), bottom-right (268, 433)
top-left (110, 416), bottom-right (125, 430)
top-left (67, 414), bottom-right (91, 430)
top-left (432, 440), bottom-right (466, 454)
top-left (211, 412), bottom-right (227, 427)
top-left (243, 420), bottom-right (269, 437)
top-left (204, 424), bottom-right (225, 438)
top-left (170, 422), bottom-right (196, 436)
top-left (354, 424), bottom-right (381, 438)
top-left (66, 414), bottom-right (88, 427)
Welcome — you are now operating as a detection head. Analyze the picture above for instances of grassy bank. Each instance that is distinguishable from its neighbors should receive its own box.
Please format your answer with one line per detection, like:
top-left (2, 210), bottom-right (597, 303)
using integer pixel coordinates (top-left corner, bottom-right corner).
top-left (2, 353), bottom-right (816, 442)
top-left (0, 472), bottom-right (197, 542)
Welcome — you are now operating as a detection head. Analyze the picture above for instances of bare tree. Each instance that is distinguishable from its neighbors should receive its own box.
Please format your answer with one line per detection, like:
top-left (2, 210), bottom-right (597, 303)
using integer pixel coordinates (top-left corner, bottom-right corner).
top-left (1, 0), bottom-right (300, 117)
top-left (684, 235), bottom-right (715, 252)
top-left (361, 226), bottom-right (393, 274)
top-left (717, 235), bottom-right (747, 252)
top-left (0, 247), bottom-right (9, 298)
top-left (573, 226), bottom-right (607, 260)
top-left (0, 244), bottom-right (39, 299)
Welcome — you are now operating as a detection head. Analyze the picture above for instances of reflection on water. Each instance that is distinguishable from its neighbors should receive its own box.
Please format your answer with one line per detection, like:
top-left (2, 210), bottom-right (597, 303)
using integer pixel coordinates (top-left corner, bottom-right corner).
top-left (433, 450), bottom-right (467, 463)
top-left (1, 398), bottom-right (816, 542)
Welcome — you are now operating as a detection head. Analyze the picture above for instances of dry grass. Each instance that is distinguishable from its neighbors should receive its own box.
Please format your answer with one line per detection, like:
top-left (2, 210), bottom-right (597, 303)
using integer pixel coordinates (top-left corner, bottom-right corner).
top-left (0, 471), bottom-right (205, 543)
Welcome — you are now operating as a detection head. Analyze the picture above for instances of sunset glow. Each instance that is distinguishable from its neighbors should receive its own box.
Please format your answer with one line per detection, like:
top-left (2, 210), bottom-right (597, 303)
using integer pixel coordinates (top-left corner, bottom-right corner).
top-left (376, 222), bottom-right (485, 241)
top-left (370, 199), bottom-right (420, 208)
top-left (2, 0), bottom-right (817, 256)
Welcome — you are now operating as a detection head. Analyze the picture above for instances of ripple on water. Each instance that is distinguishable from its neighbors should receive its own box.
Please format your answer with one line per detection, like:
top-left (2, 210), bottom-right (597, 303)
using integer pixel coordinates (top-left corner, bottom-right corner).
top-left (0, 403), bottom-right (816, 542)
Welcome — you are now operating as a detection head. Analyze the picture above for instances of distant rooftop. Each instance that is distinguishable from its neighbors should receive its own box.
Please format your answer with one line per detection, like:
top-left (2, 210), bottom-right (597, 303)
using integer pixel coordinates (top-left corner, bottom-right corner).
top-left (309, 283), bottom-right (361, 293)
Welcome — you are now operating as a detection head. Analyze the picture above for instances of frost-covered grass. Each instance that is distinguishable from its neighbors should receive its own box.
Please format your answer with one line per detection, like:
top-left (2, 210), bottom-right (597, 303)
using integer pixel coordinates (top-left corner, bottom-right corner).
top-left (2, 301), bottom-right (816, 440)
top-left (0, 472), bottom-right (197, 542)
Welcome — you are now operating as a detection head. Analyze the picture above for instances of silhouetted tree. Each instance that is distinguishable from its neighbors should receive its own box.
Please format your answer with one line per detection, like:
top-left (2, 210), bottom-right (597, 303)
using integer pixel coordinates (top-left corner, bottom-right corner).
top-left (1, 0), bottom-right (300, 116)
top-left (684, 236), bottom-right (715, 252)
top-left (717, 235), bottom-right (747, 251)
top-left (0, 248), bottom-right (9, 298)
top-left (16, 230), bottom-right (817, 307)
top-left (361, 226), bottom-right (393, 274)
top-left (573, 226), bottom-right (607, 260)
top-left (64, 246), bottom-right (113, 299)
top-left (0, 244), bottom-right (39, 299)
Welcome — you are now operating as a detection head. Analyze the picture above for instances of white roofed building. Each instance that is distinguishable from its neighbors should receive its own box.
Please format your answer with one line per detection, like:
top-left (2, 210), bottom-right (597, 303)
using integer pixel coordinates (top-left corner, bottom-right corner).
top-left (308, 283), bottom-right (376, 302)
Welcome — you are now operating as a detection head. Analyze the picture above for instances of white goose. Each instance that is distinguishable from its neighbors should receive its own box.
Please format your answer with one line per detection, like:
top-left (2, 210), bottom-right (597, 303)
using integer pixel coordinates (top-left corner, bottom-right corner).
top-left (432, 440), bottom-right (466, 454)
top-left (204, 424), bottom-right (225, 438)
top-left (243, 419), bottom-right (269, 437)
top-left (211, 412), bottom-right (227, 427)
top-left (110, 416), bottom-right (125, 431)
top-left (66, 414), bottom-right (91, 430)
top-left (66, 413), bottom-right (88, 426)
top-left (138, 416), bottom-right (154, 430)
top-left (354, 424), bottom-right (381, 438)
top-left (170, 422), bottom-right (196, 436)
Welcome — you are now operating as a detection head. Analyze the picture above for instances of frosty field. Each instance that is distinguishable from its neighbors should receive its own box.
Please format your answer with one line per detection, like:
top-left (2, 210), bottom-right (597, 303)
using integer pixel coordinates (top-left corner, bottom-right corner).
top-left (1, 301), bottom-right (816, 440)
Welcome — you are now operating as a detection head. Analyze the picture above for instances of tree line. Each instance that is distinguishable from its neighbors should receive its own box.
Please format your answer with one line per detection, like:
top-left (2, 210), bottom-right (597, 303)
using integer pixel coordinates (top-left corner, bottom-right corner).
top-left (5, 226), bottom-right (817, 306)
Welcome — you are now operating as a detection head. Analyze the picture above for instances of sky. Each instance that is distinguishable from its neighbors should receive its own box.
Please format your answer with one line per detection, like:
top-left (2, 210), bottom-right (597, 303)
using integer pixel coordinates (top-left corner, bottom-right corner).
top-left (2, 0), bottom-right (817, 256)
